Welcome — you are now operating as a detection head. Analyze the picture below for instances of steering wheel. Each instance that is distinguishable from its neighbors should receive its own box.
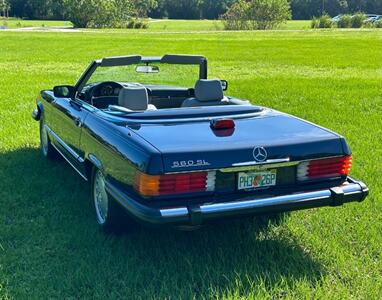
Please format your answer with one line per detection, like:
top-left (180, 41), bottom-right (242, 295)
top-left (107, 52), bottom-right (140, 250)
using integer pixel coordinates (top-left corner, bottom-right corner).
top-left (92, 82), bottom-right (123, 98)
top-left (89, 82), bottom-right (123, 109)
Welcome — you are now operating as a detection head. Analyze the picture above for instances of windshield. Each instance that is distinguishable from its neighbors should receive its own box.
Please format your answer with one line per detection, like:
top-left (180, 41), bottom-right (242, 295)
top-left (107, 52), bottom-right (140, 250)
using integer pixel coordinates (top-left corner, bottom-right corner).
top-left (87, 63), bottom-right (200, 87)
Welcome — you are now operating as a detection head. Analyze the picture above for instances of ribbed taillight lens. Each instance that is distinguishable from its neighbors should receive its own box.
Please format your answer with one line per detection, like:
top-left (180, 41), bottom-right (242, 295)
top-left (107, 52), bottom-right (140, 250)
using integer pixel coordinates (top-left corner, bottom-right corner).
top-left (297, 155), bottom-right (352, 181)
top-left (134, 171), bottom-right (216, 197)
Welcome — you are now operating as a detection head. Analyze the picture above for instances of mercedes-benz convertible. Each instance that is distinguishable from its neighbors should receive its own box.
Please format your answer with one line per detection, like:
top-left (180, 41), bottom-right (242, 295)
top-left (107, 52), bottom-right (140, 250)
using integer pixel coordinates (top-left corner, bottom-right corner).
top-left (32, 54), bottom-right (368, 231)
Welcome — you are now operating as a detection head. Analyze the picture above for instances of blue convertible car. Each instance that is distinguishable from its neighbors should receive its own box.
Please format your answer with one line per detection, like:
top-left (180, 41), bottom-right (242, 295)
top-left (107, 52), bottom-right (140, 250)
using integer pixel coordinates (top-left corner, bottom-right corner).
top-left (32, 54), bottom-right (368, 231)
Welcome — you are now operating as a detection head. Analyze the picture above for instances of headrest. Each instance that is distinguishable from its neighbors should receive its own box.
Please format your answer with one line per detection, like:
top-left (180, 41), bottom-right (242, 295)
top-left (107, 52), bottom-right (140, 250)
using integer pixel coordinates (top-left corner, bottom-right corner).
top-left (195, 79), bottom-right (224, 102)
top-left (118, 87), bottom-right (148, 111)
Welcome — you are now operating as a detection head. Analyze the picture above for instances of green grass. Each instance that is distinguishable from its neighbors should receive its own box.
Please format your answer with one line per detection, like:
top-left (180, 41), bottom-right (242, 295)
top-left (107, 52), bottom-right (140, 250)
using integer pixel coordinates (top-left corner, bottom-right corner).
top-left (280, 20), bottom-right (311, 29)
top-left (0, 29), bottom-right (381, 299)
top-left (0, 18), bottom-right (71, 29)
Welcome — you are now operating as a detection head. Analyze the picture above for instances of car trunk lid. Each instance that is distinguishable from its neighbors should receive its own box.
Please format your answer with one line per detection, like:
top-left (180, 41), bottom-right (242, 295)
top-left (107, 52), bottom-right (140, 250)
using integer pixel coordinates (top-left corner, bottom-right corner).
top-left (128, 110), bottom-right (346, 174)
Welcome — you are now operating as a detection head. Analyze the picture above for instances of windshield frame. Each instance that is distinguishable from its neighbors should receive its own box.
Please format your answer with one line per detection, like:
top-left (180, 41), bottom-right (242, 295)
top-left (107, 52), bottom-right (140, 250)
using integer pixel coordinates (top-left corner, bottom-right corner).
top-left (74, 54), bottom-right (208, 93)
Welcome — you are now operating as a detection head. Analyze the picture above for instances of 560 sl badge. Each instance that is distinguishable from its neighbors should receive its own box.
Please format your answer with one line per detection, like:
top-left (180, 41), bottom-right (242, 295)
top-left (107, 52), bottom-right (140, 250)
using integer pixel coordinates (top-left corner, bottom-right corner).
top-left (171, 160), bottom-right (211, 168)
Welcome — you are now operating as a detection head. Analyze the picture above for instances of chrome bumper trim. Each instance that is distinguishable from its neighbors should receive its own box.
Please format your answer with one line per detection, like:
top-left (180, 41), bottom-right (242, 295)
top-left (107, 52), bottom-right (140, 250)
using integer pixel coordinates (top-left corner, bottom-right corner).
top-left (159, 178), bottom-right (367, 223)
top-left (160, 207), bottom-right (189, 218)
top-left (199, 190), bottom-right (329, 215)
top-left (107, 177), bottom-right (368, 226)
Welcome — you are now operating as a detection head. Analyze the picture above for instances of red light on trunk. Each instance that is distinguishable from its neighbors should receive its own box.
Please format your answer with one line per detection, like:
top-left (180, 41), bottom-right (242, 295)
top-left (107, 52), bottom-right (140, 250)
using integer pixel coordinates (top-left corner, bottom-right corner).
top-left (211, 119), bottom-right (235, 130)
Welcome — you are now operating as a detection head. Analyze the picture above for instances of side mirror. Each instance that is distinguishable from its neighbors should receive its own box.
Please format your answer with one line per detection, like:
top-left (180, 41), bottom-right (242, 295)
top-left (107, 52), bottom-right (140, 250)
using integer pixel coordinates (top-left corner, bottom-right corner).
top-left (53, 85), bottom-right (76, 98)
top-left (221, 80), bottom-right (228, 91)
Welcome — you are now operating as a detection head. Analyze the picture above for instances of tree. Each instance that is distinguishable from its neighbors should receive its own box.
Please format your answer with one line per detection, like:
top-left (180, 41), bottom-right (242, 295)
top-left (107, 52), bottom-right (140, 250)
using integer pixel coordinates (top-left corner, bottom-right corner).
top-left (66, 0), bottom-right (109, 27)
top-left (290, 0), bottom-right (381, 19)
top-left (114, 0), bottom-right (135, 21)
top-left (5, 0), bottom-right (382, 22)
top-left (8, 0), bottom-right (64, 19)
top-left (153, 0), bottom-right (203, 19)
top-left (63, 0), bottom-right (135, 28)
top-left (150, 0), bottom-right (236, 19)
top-left (247, 0), bottom-right (291, 29)
top-left (24, 0), bottom-right (53, 19)
top-left (223, 0), bottom-right (291, 30)
top-left (8, 0), bottom-right (23, 18)
top-left (201, 0), bottom-right (236, 19)
top-left (132, 0), bottom-right (157, 17)
top-left (1, 0), bottom-right (10, 18)
top-left (222, 0), bottom-right (251, 29)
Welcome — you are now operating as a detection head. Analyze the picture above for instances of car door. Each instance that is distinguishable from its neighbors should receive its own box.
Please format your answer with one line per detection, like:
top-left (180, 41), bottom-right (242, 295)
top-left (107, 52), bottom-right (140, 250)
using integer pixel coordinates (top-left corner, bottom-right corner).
top-left (48, 96), bottom-right (89, 176)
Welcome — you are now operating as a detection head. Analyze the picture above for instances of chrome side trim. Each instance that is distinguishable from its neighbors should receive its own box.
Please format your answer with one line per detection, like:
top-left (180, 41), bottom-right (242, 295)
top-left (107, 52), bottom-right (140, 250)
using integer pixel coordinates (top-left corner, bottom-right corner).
top-left (45, 125), bottom-right (85, 163)
top-left (50, 142), bottom-right (88, 181)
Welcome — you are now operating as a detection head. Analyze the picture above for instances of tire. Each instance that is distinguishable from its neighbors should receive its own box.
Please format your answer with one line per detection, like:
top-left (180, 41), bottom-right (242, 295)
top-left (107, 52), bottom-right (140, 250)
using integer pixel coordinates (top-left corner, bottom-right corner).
top-left (91, 167), bottom-right (136, 233)
top-left (40, 118), bottom-right (59, 159)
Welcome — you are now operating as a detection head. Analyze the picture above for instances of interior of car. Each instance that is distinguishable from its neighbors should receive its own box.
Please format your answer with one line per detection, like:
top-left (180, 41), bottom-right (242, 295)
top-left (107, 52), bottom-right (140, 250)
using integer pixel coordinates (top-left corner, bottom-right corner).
top-left (79, 79), bottom-right (249, 112)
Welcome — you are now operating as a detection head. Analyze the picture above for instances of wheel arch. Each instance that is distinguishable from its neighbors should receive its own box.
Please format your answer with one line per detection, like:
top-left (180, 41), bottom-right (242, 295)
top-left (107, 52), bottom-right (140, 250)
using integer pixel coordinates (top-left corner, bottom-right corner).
top-left (85, 154), bottom-right (104, 180)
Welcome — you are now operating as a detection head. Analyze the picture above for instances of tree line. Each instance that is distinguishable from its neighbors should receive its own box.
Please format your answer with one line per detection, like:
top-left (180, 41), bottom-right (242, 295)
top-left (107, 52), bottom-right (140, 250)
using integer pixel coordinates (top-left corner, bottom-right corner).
top-left (2, 0), bottom-right (382, 21)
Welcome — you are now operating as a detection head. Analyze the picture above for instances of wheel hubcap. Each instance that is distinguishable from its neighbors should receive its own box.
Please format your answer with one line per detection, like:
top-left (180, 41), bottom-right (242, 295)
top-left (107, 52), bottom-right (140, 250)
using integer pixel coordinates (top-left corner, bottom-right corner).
top-left (94, 171), bottom-right (109, 224)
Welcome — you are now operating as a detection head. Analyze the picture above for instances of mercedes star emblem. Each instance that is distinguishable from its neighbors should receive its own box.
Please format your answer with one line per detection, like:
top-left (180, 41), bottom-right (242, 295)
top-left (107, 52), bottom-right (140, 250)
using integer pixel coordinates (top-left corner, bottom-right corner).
top-left (253, 147), bottom-right (268, 162)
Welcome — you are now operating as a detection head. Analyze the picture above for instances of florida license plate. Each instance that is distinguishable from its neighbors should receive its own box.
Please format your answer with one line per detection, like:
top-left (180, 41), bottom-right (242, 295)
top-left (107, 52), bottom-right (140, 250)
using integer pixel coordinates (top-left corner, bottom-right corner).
top-left (238, 170), bottom-right (277, 190)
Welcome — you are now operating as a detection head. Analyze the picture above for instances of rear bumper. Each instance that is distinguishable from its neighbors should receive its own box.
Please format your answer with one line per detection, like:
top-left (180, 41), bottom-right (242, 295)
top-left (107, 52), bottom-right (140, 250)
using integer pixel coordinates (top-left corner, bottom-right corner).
top-left (105, 177), bottom-right (368, 226)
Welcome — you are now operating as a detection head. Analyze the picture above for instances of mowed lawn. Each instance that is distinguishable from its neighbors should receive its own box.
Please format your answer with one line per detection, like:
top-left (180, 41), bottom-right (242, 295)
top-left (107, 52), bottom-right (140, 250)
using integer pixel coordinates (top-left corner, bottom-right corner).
top-left (0, 29), bottom-right (381, 299)
top-left (0, 18), bottom-right (71, 29)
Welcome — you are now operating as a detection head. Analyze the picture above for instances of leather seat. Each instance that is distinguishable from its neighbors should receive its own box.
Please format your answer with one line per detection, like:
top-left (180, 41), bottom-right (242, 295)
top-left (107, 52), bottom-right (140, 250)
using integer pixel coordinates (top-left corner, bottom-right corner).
top-left (181, 79), bottom-right (229, 107)
top-left (118, 87), bottom-right (157, 111)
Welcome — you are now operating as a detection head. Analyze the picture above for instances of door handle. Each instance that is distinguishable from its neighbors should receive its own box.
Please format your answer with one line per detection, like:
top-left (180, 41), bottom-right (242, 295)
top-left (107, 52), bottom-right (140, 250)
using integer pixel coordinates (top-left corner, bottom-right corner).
top-left (74, 117), bottom-right (82, 127)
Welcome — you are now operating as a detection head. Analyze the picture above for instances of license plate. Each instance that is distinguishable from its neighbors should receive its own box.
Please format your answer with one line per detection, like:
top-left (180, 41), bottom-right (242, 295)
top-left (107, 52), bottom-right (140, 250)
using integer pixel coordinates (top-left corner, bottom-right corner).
top-left (238, 170), bottom-right (277, 190)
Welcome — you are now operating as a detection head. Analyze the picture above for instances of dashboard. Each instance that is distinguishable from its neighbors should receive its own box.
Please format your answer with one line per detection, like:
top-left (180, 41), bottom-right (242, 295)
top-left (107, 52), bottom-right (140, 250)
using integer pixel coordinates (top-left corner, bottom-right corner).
top-left (77, 82), bottom-right (124, 109)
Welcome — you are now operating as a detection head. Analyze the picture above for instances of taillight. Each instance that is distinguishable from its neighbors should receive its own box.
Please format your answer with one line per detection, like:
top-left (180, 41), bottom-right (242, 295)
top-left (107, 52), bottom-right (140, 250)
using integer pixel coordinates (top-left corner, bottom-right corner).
top-left (297, 155), bottom-right (352, 181)
top-left (134, 171), bottom-right (216, 197)
top-left (211, 119), bottom-right (235, 130)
